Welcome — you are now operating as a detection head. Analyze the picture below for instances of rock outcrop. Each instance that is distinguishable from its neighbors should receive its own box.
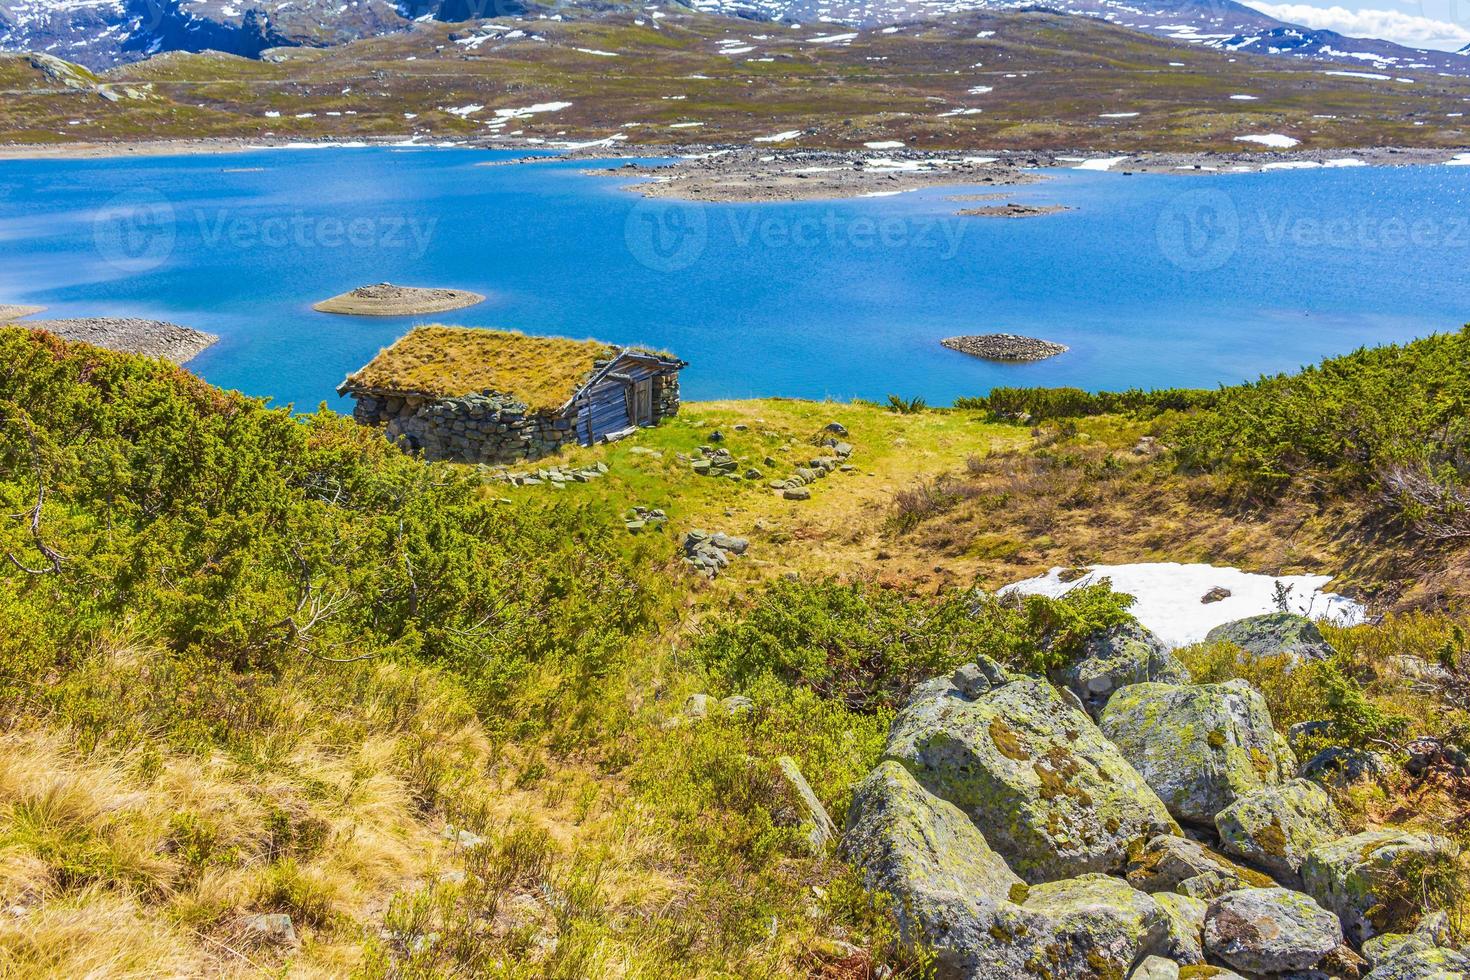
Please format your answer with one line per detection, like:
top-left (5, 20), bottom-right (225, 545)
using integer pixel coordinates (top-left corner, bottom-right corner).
top-left (1099, 680), bottom-right (1296, 826)
top-left (886, 666), bottom-right (1177, 882)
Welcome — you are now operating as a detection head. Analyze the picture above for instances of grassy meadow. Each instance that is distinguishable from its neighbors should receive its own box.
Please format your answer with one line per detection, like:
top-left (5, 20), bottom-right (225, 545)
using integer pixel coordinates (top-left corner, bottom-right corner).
top-left (0, 325), bottom-right (1468, 977)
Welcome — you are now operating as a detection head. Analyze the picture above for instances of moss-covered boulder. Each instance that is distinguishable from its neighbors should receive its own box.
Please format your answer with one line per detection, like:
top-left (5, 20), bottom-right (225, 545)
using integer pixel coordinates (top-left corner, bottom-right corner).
top-left (1203, 887), bottom-right (1342, 974)
top-left (1302, 830), bottom-right (1457, 944)
top-left (840, 761), bottom-right (1025, 978)
top-left (1214, 778), bottom-right (1345, 882)
top-left (1052, 623), bottom-right (1190, 720)
top-left (1099, 680), bottom-right (1296, 826)
top-left (1019, 873), bottom-right (1173, 979)
top-left (842, 761), bottom-right (1175, 979)
top-left (1203, 612), bottom-right (1336, 663)
top-left (886, 673), bottom-right (1178, 883)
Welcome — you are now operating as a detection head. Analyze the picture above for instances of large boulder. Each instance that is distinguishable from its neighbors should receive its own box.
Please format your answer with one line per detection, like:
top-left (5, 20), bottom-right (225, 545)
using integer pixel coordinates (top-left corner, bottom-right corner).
top-left (886, 668), bottom-right (1178, 882)
top-left (1203, 887), bottom-right (1342, 974)
top-left (842, 760), bottom-right (1172, 979)
top-left (1302, 829), bottom-right (1457, 944)
top-left (1204, 612), bottom-right (1337, 663)
top-left (1052, 623), bottom-right (1190, 720)
top-left (1215, 778), bottom-right (1346, 882)
top-left (1018, 873), bottom-right (1173, 979)
top-left (1099, 680), bottom-right (1296, 826)
top-left (840, 761), bottom-right (1024, 979)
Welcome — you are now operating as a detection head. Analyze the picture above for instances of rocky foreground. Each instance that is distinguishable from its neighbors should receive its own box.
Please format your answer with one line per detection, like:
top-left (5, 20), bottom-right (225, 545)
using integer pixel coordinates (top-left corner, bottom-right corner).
top-left (837, 616), bottom-right (1460, 980)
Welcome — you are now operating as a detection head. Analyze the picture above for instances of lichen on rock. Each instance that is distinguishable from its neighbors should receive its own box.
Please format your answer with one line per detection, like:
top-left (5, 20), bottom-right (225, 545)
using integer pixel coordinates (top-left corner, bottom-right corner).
top-left (1099, 680), bottom-right (1296, 826)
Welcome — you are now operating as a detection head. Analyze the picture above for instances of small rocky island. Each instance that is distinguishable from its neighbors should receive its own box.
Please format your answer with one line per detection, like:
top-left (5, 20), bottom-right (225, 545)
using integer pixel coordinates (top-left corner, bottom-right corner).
top-left (23, 317), bottom-right (217, 364)
top-left (942, 333), bottom-right (1069, 362)
top-left (313, 283), bottom-right (486, 316)
top-left (0, 304), bottom-right (45, 321)
top-left (956, 203), bottom-right (1071, 219)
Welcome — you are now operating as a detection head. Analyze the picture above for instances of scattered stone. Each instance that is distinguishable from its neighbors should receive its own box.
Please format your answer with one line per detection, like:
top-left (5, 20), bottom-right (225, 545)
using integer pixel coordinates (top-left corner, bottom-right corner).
top-left (721, 695), bottom-right (754, 716)
top-left (778, 756), bottom-right (838, 855)
top-left (1051, 622), bottom-right (1190, 720)
top-left (956, 202), bottom-right (1071, 219)
top-left (885, 670), bottom-right (1177, 882)
top-left (1405, 736), bottom-right (1470, 778)
top-left (443, 825), bottom-right (486, 848)
top-left (1383, 655), bottom-right (1455, 688)
top-left (624, 506), bottom-right (669, 532)
top-left (1215, 778), bottom-right (1345, 882)
top-left (1099, 680), bottom-right (1296, 826)
top-left (824, 422), bottom-right (848, 436)
top-left (941, 333), bottom-right (1069, 362)
top-left (1364, 939), bottom-right (1470, 980)
top-left (782, 486), bottom-right (811, 500)
top-left (684, 693), bottom-right (710, 719)
top-left (682, 529), bottom-right (748, 577)
top-left (1303, 829), bottom-right (1457, 943)
top-left (1201, 586), bottom-right (1232, 603)
top-left (1203, 612), bottom-right (1337, 664)
top-left (1203, 887), bottom-right (1342, 974)
top-left (241, 913), bottom-right (298, 946)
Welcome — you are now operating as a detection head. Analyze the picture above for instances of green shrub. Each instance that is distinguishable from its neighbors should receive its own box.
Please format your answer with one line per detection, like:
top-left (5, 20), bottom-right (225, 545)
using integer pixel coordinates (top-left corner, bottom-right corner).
top-left (693, 578), bottom-right (1137, 711)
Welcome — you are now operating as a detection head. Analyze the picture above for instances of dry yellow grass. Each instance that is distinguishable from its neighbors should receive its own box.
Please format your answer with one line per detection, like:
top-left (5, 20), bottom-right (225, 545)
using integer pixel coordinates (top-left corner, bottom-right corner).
top-left (343, 326), bottom-right (618, 409)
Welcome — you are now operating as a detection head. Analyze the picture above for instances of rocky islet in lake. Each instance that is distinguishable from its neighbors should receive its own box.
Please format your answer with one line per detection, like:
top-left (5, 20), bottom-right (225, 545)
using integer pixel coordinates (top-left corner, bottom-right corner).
top-left (942, 333), bottom-right (1069, 362)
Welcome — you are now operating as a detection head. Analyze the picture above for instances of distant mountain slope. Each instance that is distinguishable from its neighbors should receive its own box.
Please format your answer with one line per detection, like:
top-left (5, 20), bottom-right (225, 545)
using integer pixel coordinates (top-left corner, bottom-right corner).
top-left (694, 0), bottom-right (1470, 75)
top-left (0, 0), bottom-right (410, 67)
top-left (5, 9), bottom-right (1469, 150)
top-left (6, 0), bottom-right (1470, 73)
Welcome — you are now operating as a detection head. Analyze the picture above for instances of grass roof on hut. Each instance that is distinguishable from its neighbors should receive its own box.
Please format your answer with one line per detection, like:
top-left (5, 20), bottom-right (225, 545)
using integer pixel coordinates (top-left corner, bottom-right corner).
top-left (344, 326), bottom-right (621, 411)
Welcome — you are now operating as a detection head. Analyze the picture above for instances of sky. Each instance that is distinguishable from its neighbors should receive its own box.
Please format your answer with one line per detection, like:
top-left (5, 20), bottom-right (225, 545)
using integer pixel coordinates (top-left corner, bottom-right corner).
top-left (1242, 0), bottom-right (1470, 50)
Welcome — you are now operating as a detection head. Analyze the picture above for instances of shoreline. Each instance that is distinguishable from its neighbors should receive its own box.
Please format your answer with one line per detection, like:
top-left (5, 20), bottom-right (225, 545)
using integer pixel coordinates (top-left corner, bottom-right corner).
top-left (0, 137), bottom-right (1466, 203)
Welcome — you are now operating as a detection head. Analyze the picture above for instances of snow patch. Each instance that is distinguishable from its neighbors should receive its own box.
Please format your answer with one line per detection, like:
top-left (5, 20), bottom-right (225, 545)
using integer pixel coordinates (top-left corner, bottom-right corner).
top-left (1000, 563), bottom-right (1366, 649)
top-left (1234, 133), bottom-right (1300, 148)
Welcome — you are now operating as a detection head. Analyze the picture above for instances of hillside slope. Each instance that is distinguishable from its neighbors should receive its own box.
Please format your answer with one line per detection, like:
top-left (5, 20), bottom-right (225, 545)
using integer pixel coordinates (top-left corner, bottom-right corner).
top-left (4, 10), bottom-right (1470, 150)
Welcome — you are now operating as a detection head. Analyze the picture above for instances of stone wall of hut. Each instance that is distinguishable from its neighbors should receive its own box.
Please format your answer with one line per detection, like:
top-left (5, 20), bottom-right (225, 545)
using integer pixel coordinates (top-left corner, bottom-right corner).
top-left (349, 390), bottom-right (576, 464)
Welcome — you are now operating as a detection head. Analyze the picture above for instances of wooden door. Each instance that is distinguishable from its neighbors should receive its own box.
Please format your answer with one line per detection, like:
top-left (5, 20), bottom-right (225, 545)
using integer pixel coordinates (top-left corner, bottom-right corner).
top-left (634, 379), bottom-right (653, 426)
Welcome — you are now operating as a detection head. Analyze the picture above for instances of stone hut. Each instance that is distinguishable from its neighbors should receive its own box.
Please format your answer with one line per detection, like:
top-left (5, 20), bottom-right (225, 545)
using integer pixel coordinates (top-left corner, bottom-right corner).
top-left (337, 326), bottom-right (686, 464)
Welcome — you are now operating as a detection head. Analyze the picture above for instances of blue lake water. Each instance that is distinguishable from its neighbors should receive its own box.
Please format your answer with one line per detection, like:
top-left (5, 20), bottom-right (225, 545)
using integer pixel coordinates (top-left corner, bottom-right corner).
top-left (1, 147), bottom-right (1468, 409)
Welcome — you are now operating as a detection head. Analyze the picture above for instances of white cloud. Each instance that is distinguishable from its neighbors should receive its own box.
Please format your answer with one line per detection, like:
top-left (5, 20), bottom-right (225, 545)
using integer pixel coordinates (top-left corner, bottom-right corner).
top-left (1245, 1), bottom-right (1470, 49)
